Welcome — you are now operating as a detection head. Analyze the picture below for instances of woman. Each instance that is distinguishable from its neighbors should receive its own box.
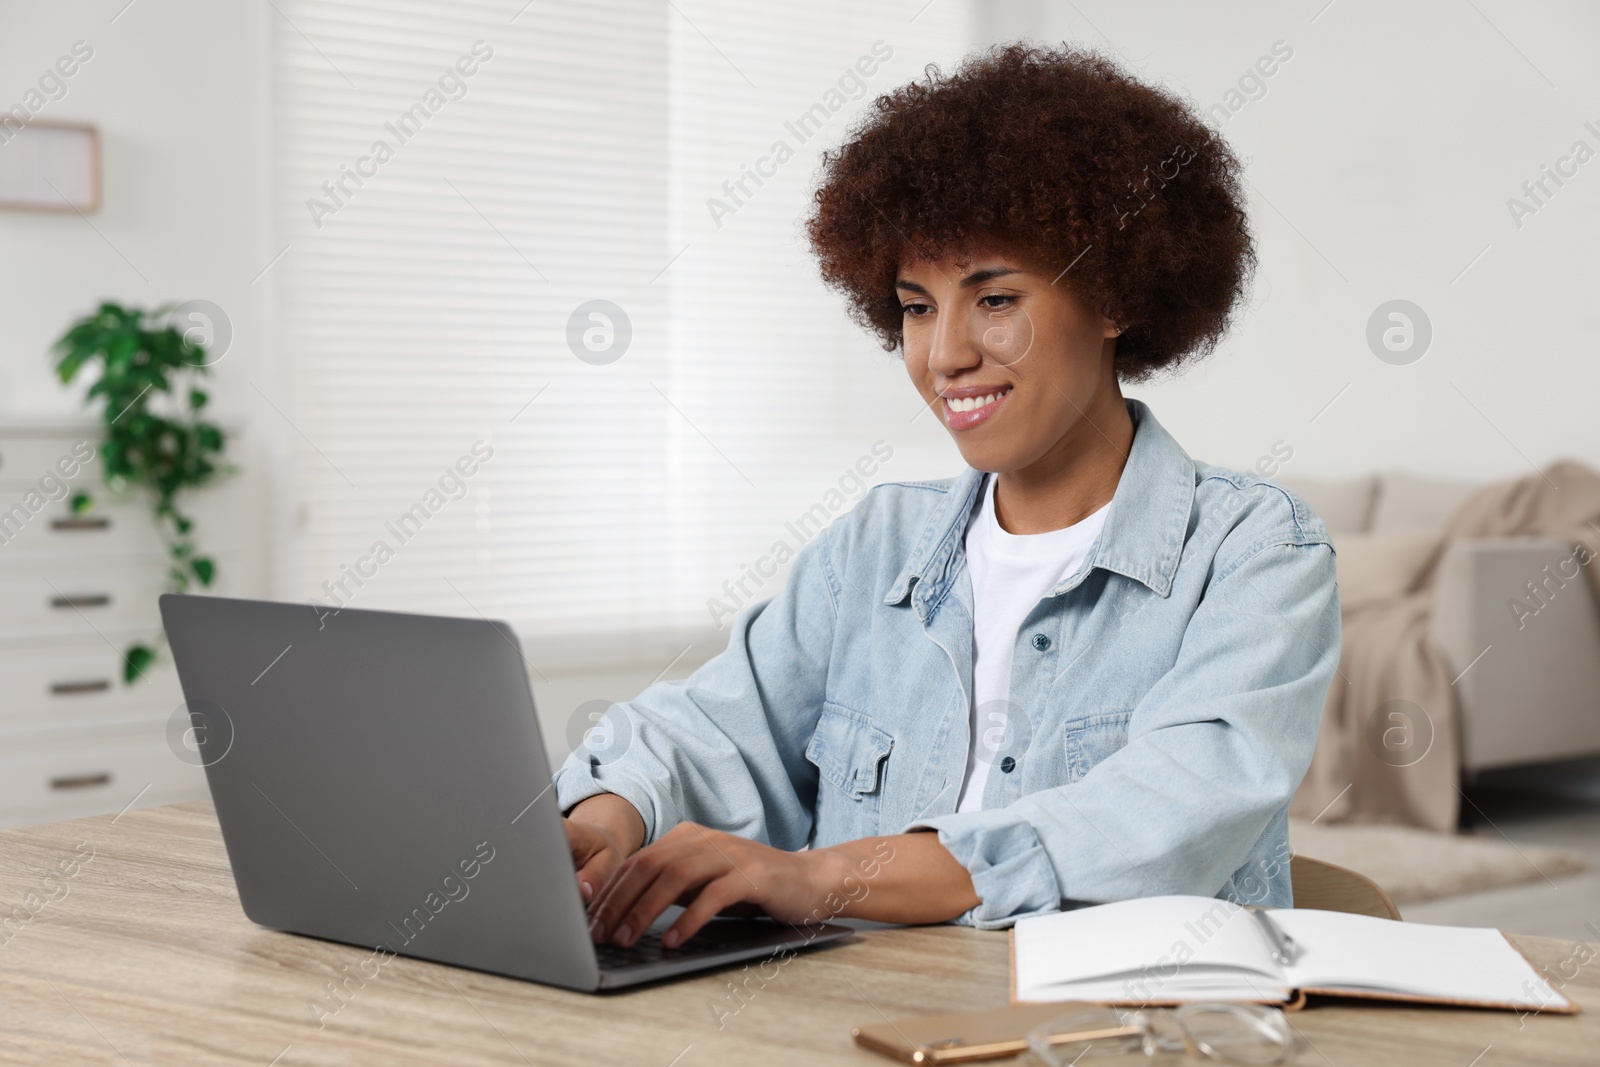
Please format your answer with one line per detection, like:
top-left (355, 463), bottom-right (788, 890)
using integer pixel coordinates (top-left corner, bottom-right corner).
top-left (560, 44), bottom-right (1339, 950)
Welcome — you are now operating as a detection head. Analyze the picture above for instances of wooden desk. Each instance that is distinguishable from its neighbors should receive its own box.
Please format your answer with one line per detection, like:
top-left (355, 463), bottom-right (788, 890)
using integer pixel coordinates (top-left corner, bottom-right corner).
top-left (1, 802), bottom-right (1595, 1066)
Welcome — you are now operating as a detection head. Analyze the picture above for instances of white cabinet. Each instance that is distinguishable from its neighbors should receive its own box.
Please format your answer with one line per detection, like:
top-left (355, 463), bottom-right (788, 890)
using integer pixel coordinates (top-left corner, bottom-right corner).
top-left (0, 423), bottom-right (238, 828)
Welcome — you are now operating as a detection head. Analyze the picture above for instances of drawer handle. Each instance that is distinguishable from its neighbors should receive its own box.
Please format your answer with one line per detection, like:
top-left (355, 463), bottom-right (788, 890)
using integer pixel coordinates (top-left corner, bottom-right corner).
top-left (51, 679), bottom-right (113, 696)
top-left (51, 595), bottom-right (111, 609)
top-left (51, 772), bottom-right (112, 791)
top-left (51, 517), bottom-right (111, 532)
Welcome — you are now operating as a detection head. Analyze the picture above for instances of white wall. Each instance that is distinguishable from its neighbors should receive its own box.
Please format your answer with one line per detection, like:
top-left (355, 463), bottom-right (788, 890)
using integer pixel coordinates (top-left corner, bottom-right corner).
top-left (7, 0), bottom-right (1596, 636)
top-left (0, 0), bottom-right (272, 595)
top-left (977, 0), bottom-right (1600, 483)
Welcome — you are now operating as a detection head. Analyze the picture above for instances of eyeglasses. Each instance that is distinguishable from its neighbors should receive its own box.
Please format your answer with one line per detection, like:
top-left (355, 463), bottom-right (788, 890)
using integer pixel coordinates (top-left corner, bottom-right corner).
top-left (1026, 1003), bottom-right (1293, 1065)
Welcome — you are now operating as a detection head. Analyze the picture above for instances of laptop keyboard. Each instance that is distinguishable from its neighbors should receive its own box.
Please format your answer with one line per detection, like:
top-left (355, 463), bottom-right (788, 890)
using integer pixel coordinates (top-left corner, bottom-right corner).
top-left (593, 928), bottom-right (734, 970)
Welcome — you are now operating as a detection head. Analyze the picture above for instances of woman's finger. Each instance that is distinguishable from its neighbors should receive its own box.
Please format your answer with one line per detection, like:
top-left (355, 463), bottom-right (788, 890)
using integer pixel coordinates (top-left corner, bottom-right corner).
top-left (663, 873), bottom-right (748, 948)
top-left (609, 850), bottom-right (728, 947)
top-left (587, 837), bottom-right (692, 941)
top-left (574, 848), bottom-right (618, 904)
top-left (565, 821), bottom-right (613, 903)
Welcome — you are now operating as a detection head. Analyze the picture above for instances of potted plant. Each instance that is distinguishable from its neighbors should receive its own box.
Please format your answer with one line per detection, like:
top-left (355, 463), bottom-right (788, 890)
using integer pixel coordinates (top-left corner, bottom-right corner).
top-left (53, 301), bottom-right (230, 681)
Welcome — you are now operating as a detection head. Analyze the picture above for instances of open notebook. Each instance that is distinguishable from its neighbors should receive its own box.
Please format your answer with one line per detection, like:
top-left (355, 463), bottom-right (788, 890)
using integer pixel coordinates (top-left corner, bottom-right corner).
top-left (1012, 896), bottom-right (1576, 1013)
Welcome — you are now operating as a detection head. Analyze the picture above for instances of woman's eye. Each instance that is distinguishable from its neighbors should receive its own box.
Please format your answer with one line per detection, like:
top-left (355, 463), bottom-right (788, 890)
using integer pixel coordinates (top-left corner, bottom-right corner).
top-left (979, 293), bottom-right (1014, 309)
top-left (901, 302), bottom-right (932, 317)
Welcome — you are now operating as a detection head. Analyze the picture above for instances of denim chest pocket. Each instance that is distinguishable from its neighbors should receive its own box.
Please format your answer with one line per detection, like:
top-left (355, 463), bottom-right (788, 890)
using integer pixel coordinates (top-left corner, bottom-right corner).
top-left (805, 702), bottom-right (893, 845)
top-left (806, 702), bottom-right (894, 799)
top-left (1067, 710), bottom-right (1134, 780)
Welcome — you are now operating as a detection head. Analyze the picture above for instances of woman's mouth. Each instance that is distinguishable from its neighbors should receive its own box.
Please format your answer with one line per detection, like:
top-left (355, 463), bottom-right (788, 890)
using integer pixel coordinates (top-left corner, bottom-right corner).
top-left (941, 386), bottom-right (1012, 431)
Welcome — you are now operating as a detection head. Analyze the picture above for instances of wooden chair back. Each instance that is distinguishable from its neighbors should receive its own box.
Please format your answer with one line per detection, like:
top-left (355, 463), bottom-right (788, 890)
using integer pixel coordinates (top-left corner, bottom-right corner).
top-left (1290, 854), bottom-right (1402, 920)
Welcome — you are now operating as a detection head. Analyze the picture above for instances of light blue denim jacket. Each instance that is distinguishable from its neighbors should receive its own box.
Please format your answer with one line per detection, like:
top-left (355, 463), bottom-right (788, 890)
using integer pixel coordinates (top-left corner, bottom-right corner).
top-left (555, 400), bottom-right (1339, 928)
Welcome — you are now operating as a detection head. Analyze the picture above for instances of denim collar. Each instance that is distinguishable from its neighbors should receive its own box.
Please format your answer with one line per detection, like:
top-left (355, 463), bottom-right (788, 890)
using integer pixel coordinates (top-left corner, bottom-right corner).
top-left (883, 399), bottom-right (1196, 618)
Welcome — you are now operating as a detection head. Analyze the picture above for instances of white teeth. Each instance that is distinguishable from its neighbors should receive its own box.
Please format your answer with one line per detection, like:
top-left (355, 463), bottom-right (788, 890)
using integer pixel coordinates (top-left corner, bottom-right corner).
top-left (946, 390), bottom-right (1008, 413)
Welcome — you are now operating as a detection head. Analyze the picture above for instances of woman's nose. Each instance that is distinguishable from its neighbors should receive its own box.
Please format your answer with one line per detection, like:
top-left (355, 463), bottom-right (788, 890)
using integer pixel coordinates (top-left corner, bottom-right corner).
top-left (926, 308), bottom-right (981, 377)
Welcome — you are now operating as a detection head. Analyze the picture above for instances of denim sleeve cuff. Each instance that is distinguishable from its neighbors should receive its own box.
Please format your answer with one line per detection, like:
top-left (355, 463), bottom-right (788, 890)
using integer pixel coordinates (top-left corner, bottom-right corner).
top-left (905, 810), bottom-right (1063, 929)
top-left (553, 763), bottom-right (662, 841)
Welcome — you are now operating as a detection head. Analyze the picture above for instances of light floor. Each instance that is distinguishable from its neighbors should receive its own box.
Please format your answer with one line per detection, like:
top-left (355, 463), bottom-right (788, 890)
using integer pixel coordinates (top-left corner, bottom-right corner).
top-left (1403, 760), bottom-right (1600, 942)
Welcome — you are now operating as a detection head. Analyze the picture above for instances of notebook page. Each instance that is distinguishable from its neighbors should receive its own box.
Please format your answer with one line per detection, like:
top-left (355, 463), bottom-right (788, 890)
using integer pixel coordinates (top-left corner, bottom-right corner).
top-left (1275, 910), bottom-right (1570, 1009)
top-left (1014, 896), bottom-right (1285, 1003)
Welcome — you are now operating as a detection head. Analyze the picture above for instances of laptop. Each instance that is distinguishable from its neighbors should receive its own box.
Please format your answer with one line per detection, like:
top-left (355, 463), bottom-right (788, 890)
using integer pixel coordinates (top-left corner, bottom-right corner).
top-left (158, 593), bottom-right (852, 991)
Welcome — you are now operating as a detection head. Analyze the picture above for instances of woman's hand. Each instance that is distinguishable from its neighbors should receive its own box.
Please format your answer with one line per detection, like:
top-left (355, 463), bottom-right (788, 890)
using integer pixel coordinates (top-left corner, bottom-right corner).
top-left (586, 822), bottom-right (850, 949)
top-left (564, 793), bottom-right (646, 903)
top-left (584, 824), bottom-right (979, 948)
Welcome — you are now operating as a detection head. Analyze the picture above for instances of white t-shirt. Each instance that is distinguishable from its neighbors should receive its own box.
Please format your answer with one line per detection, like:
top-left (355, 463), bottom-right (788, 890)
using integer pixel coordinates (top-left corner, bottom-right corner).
top-left (956, 474), bottom-right (1110, 813)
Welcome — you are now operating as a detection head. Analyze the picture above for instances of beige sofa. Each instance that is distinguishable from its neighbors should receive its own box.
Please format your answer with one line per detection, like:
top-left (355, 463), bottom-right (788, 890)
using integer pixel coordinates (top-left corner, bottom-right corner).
top-left (1280, 473), bottom-right (1600, 774)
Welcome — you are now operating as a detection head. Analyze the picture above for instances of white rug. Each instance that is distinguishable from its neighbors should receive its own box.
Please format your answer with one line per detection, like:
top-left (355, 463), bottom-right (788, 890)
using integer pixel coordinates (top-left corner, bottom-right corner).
top-left (1289, 819), bottom-right (1589, 904)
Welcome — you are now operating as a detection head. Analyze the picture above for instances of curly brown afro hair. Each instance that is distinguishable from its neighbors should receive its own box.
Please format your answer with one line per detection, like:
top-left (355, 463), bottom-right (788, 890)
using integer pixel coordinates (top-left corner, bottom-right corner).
top-left (805, 43), bottom-right (1254, 381)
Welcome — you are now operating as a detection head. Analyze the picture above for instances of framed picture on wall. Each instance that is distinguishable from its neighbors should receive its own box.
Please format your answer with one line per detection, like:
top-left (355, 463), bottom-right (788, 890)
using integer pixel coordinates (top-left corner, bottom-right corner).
top-left (0, 121), bottom-right (101, 213)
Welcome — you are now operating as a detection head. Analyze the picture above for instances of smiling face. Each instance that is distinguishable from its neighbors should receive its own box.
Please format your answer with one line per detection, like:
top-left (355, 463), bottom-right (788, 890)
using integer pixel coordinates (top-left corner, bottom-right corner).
top-left (897, 250), bottom-right (1127, 478)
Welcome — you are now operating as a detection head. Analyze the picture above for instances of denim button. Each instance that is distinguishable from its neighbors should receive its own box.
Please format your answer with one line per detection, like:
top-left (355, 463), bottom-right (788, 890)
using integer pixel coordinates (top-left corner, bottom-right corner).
top-left (1031, 633), bottom-right (1050, 651)
top-left (1000, 756), bottom-right (1016, 773)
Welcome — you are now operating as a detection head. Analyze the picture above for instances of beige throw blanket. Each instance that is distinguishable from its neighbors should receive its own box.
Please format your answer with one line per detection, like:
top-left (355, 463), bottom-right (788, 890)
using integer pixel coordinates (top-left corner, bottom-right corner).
top-left (1292, 461), bottom-right (1600, 832)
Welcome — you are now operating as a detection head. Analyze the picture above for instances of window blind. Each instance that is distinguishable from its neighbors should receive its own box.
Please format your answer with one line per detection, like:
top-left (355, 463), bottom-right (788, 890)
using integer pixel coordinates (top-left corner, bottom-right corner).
top-left (271, 0), bottom-right (971, 659)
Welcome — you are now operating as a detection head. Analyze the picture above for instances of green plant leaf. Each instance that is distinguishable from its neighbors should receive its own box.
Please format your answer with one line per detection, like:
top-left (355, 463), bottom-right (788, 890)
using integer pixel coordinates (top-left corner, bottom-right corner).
top-left (53, 301), bottom-right (231, 617)
top-left (56, 347), bottom-right (90, 383)
top-left (69, 490), bottom-right (94, 515)
top-left (124, 644), bottom-right (156, 684)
